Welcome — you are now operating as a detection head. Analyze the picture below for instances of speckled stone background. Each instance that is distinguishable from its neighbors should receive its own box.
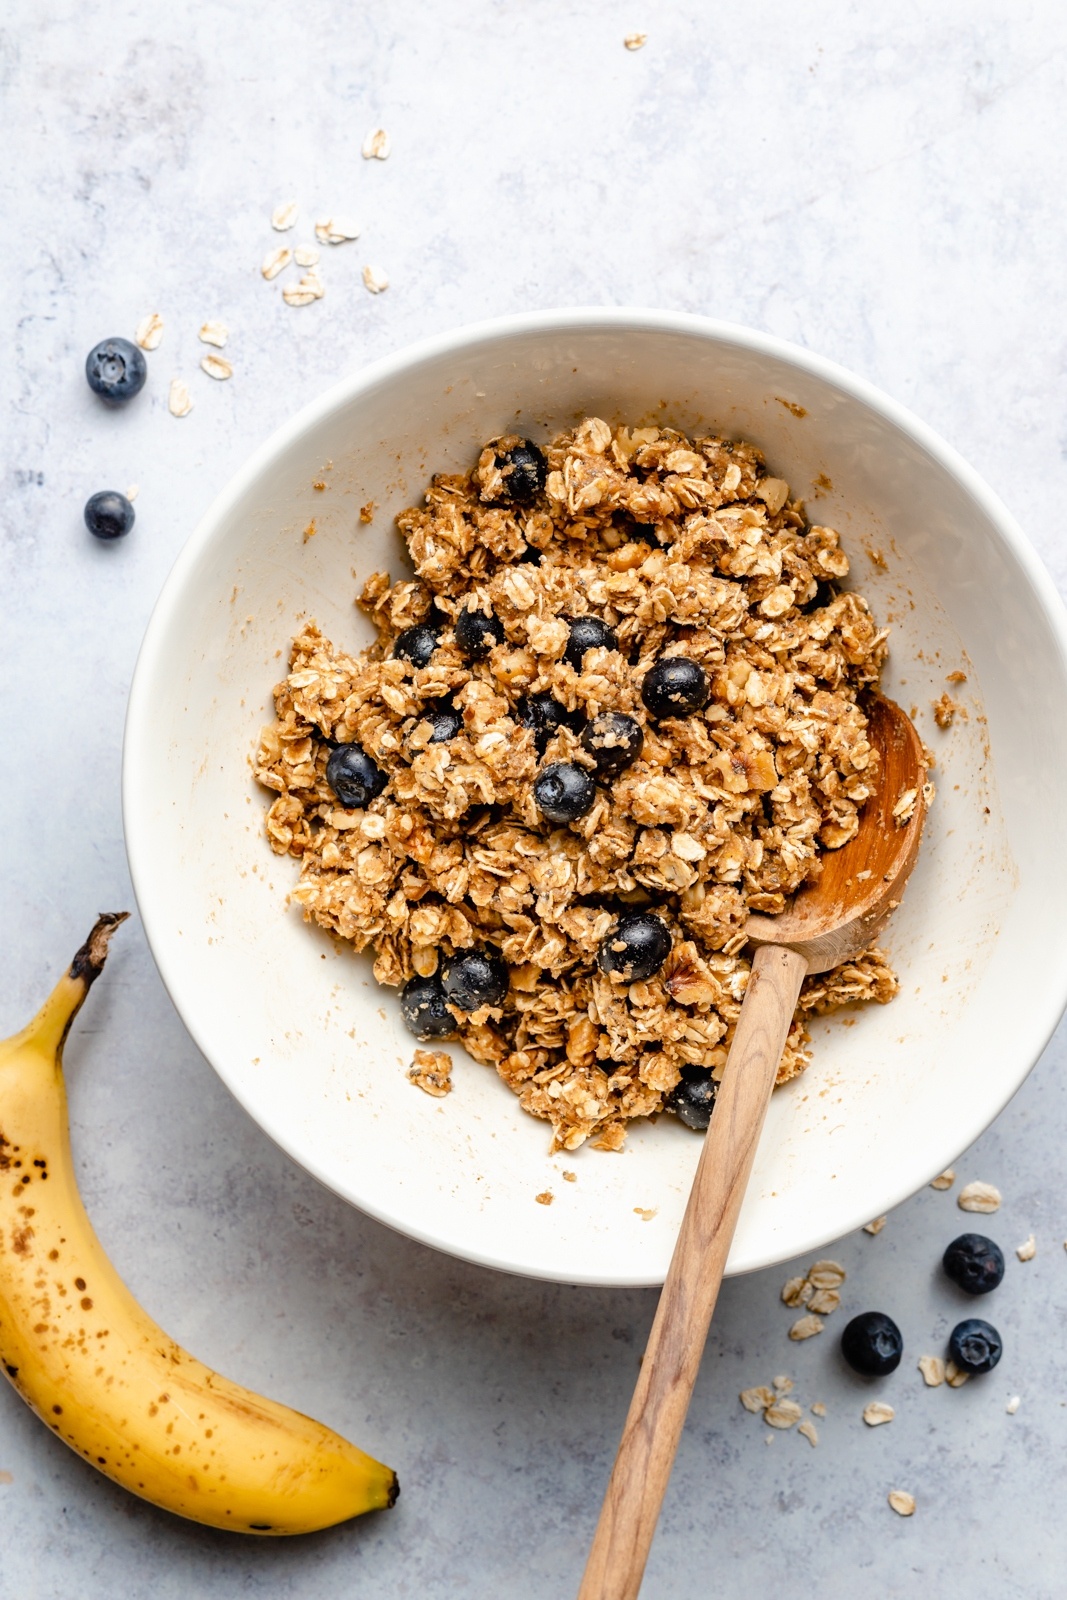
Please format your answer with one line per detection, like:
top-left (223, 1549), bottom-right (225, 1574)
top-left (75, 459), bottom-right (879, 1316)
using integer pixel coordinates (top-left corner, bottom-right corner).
top-left (3, 2), bottom-right (1067, 1595)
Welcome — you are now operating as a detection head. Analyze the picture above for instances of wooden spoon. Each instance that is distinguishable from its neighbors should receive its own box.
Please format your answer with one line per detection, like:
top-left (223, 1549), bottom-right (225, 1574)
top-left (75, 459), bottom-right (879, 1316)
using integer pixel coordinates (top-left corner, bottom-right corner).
top-left (577, 693), bottom-right (927, 1600)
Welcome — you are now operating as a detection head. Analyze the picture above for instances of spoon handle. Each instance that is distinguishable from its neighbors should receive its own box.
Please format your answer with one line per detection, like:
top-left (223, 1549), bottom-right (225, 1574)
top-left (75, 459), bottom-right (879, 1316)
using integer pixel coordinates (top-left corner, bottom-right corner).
top-left (577, 942), bottom-right (809, 1600)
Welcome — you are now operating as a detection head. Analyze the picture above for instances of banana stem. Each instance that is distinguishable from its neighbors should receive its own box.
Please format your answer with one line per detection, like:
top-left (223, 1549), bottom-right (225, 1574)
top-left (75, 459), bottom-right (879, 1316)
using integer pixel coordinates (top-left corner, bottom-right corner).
top-left (16, 913), bottom-right (129, 1062)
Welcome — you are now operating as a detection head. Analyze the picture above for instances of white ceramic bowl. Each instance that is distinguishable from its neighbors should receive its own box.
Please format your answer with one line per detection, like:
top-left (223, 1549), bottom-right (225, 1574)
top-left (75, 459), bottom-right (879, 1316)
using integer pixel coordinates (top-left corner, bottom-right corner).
top-left (124, 309), bottom-right (1067, 1287)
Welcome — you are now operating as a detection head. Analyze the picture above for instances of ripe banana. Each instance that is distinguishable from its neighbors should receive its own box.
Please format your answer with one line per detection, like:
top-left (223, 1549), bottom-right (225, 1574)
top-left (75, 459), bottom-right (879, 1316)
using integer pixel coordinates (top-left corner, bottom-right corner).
top-left (0, 914), bottom-right (398, 1533)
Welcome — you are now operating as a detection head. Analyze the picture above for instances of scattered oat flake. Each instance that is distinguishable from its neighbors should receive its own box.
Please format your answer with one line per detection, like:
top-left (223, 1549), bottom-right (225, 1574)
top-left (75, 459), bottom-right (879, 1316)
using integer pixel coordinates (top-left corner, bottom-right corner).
top-left (126, 483), bottom-right (139, 502)
top-left (283, 273), bottom-right (325, 307)
top-left (765, 1398), bottom-right (803, 1430)
top-left (294, 245), bottom-right (320, 268)
top-left (168, 378), bottom-right (192, 417)
top-left (407, 1048), bottom-right (452, 1097)
top-left (811, 1401), bottom-right (827, 1417)
top-left (1006, 1395), bottom-right (1020, 1414)
top-left (135, 311), bottom-right (164, 350)
top-left (200, 354), bottom-right (233, 381)
top-left (892, 787), bottom-right (918, 825)
top-left (198, 320), bottom-right (229, 348)
top-left (362, 264), bottom-right (389, 294)
top-left (633, 1207), bottom-right (657, 1221)
top-left (1016, 1234), bottom-right (1036, 1261)
top-left (740, 1386), bottom-right (775, 1414)
top-left (930, 1169), bottom-right (956, 1191)
top-left (781, 1275), bottom-right (810, 1308)
top-left (563, 1170), bottom-right (577, 1183)
top-left (864, 1216), bottom-right (887, 1235)
top-left (808, 1260), bottom-right (846, 1290)
top-left (888, 1490), bottom-right (916, 1517)
top-left (789, 1314), bottom-right (824, 1342)
top-left (772, 1375), bottom-right (793, 1394)
top-left (918, 1355), bottom-right (945, 1387)
top-left (959, 1181), bottom-right (1002, 1214)
top-left (797, 1419), bottom-right (818, 1447)
top-left (863, 1402), bottom-right (895, 1427)
top-left (271, 200), bottom-right (298, 231)
top-left (945, 1360), bottom-right (970, 1388)
top-left (315, 217), bottom-right (360, 245)
top-left (807, 1288), bottom-right (841, 1316)
top-left (624, 32), bottom-right (647, 49)
top-left (535, 1190), bottom-right (553, 1206)
top-left (362, 127), bottom-right (391, 159)
top-left (262, 246), bottom-right (293, 280)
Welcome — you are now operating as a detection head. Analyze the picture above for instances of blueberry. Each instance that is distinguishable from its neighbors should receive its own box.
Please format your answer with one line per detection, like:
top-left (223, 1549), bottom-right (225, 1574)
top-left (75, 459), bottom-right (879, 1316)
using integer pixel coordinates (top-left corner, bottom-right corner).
top-left (441, 949), bottom-right (509, 1011)
top-left (421, 702), bottom-right (463, 743)
top-left (534, 762), bottom-right (596, 824)
top-left (84, 490), bottom-right (135, 541)
top-left (517, 693), bottom-right (581, 754)
top-left (942, 1233), bottom-right (1005, 1296)
top-left (840, 1311), bottom-right (903, 1376)
top-left (494, 440), bottom-right (547, 504)
top-left (641, 657), bottom-right (709, 720)
top-left (454, 604), bottom-right (505, 660)
top-left (399, 974), bottom-right (456, 1039)
top-left (325, 743), bottom-right (388, 808)
top-left (564, 616), bottom-right (618, 670)
top-left (85, 337), bottom-right (147, 403)
top-left (581, 712), bottom-right (644, 777)
top-left (394, 623), bottom-right (439, 668)
top-left (598, 912), bottom-right (672, 983)
top-left (666, 1069), bottom-right (716, 1130)
top-left (948, 1318), bottom-right (1002, 1375)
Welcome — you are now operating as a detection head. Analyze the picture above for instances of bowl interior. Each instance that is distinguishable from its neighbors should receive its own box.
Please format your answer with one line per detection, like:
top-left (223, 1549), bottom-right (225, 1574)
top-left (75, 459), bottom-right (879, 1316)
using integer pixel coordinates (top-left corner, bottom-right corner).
top-left (124, 312), bottom-right (1067, 1285)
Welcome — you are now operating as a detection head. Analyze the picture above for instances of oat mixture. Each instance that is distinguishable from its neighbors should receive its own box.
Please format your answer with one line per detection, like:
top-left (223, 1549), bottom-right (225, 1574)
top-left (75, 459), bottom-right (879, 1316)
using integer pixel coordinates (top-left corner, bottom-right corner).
top-left (256, 418), bottom-right (898, 1152)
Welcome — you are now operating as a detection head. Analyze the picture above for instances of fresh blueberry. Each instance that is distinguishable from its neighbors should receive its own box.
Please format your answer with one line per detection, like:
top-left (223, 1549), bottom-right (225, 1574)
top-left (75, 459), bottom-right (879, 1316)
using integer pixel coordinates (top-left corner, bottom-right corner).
top-left (84, 490), bottom-right (135, 541)
top-left (840, 1311), bottom-right (903, 1376)
top-left (454, 605), bottom-right (505, 660)
top-left (581, 711), bottom-right (644, 777)
top-left (517, 693), bottom-right (581, 754)
top-left (325, 743), bottom-right (388, 808)
top-left (399, 974), bottom-right (456, 1039)
top-left (494, 440), bottom-right (547, 504)
top-left (534, 762), bottom-right (596, 824)
top-left (85, 337), bottom-right (147, 403)
top-left (394, 623), bottom-right (439, 668)
top-left (442, 949), bottom-right (509, 1011)
top-left (564, 615), bottom-right (618, 670)
top-left (421, 702), bottom-right (463, 743)
top-left (641, 657), bottom-right (709, 720)
top-left (666, 1069), bottom-right (716, 1130)
top-left (948, 1318), bottom-right (1002, 1375)
top-left (942, 1234), bottom-right (1005, 1296)
top-left (598, 912), bottom-right (672, 983)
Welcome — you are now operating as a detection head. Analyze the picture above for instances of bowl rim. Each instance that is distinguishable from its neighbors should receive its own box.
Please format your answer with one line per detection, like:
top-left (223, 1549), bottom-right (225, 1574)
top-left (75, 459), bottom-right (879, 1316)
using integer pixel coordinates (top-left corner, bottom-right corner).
top-left (123, 306), bottom-right (1067, 1283)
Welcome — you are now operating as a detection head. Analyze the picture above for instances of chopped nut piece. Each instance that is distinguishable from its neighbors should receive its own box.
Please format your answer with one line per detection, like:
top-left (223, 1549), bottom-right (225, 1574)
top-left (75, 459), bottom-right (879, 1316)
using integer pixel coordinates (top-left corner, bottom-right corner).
top-left (200, 354), bottom-right (233, 381)
top-left (764, 1398), bottom-right (803, 1430)
top-left (959, 1181), bottom-right (1002, 1214)
top-left (945, 1360), bottom-right (970, 1388)
top-left (167, 378), bottom-right (192, 418)
top-left (863, 1401), bottom-right (895, 1426)
top-left (198, 320), bottom-right (229, 348)
top-left (888, 1490), bottom-right (916, 1517)
top-left (930, 1169), bottom-right (956, 1191)
top-left (262, 246), bottom-right (293, 280)
top-left (361, 127), bottom-right (391, 159)
top-left (740, 1386), bottom-right (775, 1414)
top-left (918, 1355), bottom-right (945, 1387)
top-left (788, 1314), bottom-right (824, 1341)
top-left (135, 311), bottom-right (164, 350)
top-left (362, 264), bottom-right (389, 294)
top-left (407, 1047), bottom-right (452, 1096)
top-left (1016, 1233), bottom-right (1036, 1261)
top-left (864, 1216), bottom-right (887, 1235)
top-left (797, 1419), bottom-right (818, 1447)
top-left (1006, 1395), bottom-right (1020, 1414)
top-left (271, 200), bottom-right (298, 231)
top-left (535, 1190), bottom-right (553, 1206)
top-left (623, 31), bottom-right (647, 48)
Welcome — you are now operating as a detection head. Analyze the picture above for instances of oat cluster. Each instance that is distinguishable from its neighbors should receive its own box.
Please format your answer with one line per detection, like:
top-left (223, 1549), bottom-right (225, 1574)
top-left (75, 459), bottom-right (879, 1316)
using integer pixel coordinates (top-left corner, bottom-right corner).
top-left (256, 418), bottom-right (898, 1151)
